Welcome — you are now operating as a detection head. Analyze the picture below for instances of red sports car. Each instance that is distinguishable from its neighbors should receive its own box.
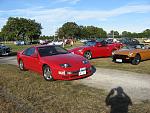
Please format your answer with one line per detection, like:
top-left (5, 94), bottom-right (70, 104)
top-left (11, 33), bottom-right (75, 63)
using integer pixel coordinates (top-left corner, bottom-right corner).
top-left (17, 45), bottom-right (94, 81)
top-left (69, 40), bottom-right (123, 59)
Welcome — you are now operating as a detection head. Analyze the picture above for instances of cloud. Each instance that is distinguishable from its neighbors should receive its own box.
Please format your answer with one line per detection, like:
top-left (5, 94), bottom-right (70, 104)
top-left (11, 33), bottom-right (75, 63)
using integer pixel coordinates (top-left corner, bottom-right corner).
top-left (0, 4), bottom-right (150, 35)
top-left (55, 0), bottom-right (80, 4)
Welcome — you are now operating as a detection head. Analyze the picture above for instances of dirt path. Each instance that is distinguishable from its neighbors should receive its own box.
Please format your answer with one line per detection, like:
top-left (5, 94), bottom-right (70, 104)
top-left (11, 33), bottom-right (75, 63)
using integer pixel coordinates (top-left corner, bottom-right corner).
top-left (76, 68), bottom-right (150, 102)
top-left (1, 56), bottom-right (150, 102)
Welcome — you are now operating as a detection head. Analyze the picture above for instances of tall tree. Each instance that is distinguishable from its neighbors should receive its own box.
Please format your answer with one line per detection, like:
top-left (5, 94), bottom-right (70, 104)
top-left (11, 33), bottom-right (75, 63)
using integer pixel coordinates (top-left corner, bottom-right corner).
top-left (143, 29), bottom-right (150, 38)
top-left (56, 22), bottom-right (80, 39)
top-left (108, 30), bottom-right (120, 38)
top-left (121, 31), bottom-right (132, 37)
top-left (1, 17), bottom-right (42, 41)
top-left (85, 26), bottom-right (107, 39)
top-left (56, 23), bottom-right (107, 39)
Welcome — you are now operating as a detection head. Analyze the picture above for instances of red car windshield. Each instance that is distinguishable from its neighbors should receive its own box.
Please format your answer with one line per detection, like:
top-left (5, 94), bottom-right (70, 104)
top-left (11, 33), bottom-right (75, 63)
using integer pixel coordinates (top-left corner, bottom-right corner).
top-left (38, 46), bottom-right (68, 57)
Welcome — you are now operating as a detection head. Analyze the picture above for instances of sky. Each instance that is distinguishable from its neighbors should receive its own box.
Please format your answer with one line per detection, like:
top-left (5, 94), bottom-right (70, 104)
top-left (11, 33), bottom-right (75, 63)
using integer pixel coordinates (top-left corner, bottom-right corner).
top-left (0, 0), bottom-right (150, 36)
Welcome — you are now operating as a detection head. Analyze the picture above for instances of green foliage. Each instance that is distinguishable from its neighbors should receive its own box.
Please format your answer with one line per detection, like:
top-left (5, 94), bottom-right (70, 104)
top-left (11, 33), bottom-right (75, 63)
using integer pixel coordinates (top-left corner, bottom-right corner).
top-left (143, 29), bottom-right (150, 38)
top-left (122, 29), bottom-right (150, 38)
top-left (1, 17), bottom-right (42, 41)
top-left (56, 22), bottom-right (107, 39)
top-left (79, 26), bottom-right (107, 39)
top-left (56, 22), bottom-right (80, 39)
top-left (39, 35), bottom-right (54, 40)
top-left (108, 30), bottom-right (120, 38)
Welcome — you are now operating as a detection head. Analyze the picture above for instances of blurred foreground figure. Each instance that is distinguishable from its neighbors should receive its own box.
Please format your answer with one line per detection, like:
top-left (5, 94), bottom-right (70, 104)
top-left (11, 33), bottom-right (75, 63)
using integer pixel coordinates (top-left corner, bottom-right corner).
top-left (105, 87), bottom-right (132, 113)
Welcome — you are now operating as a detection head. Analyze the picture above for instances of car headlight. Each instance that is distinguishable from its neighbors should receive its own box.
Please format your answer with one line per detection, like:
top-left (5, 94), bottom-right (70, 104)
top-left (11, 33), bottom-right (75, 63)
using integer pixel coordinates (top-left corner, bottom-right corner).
top-left (82, 60), bottom-right (89, 64)
top-left (60, 63), bottom-right (71, 68)
top-left (78, 49), bottom-right (83, 52)
top-left (112, 51), bottom-right (115, 56)
top-left (71, 52), bottom-right (74, 54)
top-left (129, 53), bottom-right (133, 57)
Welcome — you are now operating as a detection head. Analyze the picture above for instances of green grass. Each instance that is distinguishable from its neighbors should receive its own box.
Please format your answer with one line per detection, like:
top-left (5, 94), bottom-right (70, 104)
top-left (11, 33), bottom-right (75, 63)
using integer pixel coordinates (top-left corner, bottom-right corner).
top-left (4, 41), bottom-right (83, 52)
top-left (5, 43), bottom-right (38, 52)
top-left (0, 64), bottom-right (150, 113)
top-left (90, 58), bottom-right (150, 74)
top-left (0, 64), bottom-right (106, 113)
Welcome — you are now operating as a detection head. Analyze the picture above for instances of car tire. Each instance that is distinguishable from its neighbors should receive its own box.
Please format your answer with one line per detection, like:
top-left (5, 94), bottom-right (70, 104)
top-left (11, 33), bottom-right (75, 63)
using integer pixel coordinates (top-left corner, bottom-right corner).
top-left (131, 54), bottom-right (141, 65)
top-left (43, 65), bottom-right (54, 81)
top-left (84, 51), bottom-right (92, 60)
top-left (19, 59), bottom-right (25, 71)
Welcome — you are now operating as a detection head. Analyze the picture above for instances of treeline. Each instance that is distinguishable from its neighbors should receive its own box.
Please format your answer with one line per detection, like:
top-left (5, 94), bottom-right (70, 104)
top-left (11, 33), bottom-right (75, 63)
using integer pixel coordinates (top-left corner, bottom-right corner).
top-left (0, 17), bottom-right (42, 41)
top-left (0, 17), bottom-right (150, 41)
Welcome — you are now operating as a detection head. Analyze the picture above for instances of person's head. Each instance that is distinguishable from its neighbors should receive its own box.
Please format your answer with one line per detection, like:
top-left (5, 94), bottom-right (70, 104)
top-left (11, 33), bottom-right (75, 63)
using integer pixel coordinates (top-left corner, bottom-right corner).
top-left (116, 86), bottom-right (124, 95)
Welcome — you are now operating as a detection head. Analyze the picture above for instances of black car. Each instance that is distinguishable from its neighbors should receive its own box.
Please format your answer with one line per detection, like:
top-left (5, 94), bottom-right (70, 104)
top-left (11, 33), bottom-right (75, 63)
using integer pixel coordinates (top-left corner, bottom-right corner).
top-left (0, 45), bottom-right (12, 56)
top-left (119, 38), bottom-right (139, 46)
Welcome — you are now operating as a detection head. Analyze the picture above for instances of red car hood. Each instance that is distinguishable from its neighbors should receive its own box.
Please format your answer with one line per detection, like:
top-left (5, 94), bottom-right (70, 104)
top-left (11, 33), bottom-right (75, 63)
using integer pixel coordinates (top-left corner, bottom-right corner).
top-left (41, 53), bottom-right (85, 66)
top-left (69, 46), bottom-right (87, 52)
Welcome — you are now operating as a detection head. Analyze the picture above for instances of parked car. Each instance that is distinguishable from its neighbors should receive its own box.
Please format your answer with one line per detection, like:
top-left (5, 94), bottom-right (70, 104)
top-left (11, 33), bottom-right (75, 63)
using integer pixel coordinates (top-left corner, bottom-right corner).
top-left (39, 40), bottom-right (47, 45)
top-left (30, 40), bottom-right (40, 44)
top-left (0, 44), bottom-right (12, 56)
top-left (17, 45), bottom-right (94, 81)
top-left (69, 40), bottom-right (123, 59)
top-left (112, 44), bottom-right (150, 65)
top-left (14, 41), bottom-right (25, 45)
top-left (143, 38), bottom-right (150, 43)
top-left (47, 41), bottom-right (64, 46)
top-left (119, 38), bottom-right (140, 46)
top-left (80, 39), bottom-right (88, 43)
top-left (105, 38), bottom-right (119, 43)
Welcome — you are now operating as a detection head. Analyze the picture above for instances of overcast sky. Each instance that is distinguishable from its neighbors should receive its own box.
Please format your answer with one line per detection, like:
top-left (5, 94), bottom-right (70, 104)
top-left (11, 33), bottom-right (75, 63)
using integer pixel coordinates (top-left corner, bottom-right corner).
top-left (0, 0), bottom-right (150, 35)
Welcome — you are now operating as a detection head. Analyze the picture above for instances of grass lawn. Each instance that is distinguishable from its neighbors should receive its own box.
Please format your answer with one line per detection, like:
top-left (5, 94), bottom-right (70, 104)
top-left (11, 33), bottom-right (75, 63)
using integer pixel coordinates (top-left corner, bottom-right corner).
top-left (90, 58), bottom-right (150, 74)
top-left (0, 64), bottom-right (150, 113)
top-left (5, 43), bottom-right (38, 52)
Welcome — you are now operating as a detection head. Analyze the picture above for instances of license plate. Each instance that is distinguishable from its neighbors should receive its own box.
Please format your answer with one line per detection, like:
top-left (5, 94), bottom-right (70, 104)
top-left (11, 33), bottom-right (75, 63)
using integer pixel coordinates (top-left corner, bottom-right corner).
top-left (79, 67), bottom-right (86, 76)
top-left (116, 59), bottom-right (122, 62)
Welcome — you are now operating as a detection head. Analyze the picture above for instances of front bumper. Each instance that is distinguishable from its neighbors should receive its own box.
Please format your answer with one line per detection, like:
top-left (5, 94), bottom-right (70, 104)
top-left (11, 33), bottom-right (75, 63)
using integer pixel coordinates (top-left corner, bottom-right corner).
top-left (0, 51), bottom-right (12, 56)
top-left (112, 54), bottom-right (134, 63)
top-left (53, 65), bottom-right (95, 80)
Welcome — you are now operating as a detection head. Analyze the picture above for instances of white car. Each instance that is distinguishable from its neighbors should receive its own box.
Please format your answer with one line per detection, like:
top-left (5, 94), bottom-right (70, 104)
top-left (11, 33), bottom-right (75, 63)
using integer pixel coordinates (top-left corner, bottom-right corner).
top-left (48, 41), bottom-right (64, 46)
top-left (14, 41), bottom-right (25, 45)
top-left (143, 38), bottom-right (150, 43)
top-left (80, 39), bottom-right (88, 43)
top-left (39, 40), bottom-right (46, 44)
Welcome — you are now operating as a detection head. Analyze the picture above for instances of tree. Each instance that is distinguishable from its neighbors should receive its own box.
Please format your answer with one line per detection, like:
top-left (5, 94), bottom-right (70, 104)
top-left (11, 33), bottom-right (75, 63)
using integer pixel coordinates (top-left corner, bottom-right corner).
top-left (143, 29), bottom-right (150, 38)
top-left (0, 32), bottom-right (3, 41)
top-left (121, 31), bottom-right (132, 37)
top-left (56, 22), bottom-right (80, 39)
top-left (108, 30), bottom-right (120, 38)
top-left (85, 26), bottom-right (107, 39)
top-left (1, 17), bottom-right (42, 41)
top-left (56, 22), bottom-right (107, 40)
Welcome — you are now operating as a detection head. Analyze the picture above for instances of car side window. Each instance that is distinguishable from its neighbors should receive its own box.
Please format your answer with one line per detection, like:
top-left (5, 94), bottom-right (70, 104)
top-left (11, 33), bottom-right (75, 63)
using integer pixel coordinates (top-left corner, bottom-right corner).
top-left (23, 47), bottom-right (35, 56)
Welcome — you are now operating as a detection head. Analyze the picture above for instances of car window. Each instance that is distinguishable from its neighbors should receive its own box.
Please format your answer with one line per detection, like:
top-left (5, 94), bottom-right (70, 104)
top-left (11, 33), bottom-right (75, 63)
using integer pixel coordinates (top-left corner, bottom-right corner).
top-left (55, 46), bottom-right (68, 54)
top-left (38, 46), bottom-right (68, 57)
top-left (85, 41), bottom-right (96, 46)
top-left (23, 47), bottom-right (35, 56)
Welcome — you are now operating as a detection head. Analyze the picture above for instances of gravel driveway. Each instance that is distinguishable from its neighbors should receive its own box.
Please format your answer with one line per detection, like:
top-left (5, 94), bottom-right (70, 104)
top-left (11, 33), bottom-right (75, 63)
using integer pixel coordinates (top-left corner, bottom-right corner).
top-left (0, 56), bottom-right (150, 102)
top-left (77, 68), bottom-right (150, 102)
